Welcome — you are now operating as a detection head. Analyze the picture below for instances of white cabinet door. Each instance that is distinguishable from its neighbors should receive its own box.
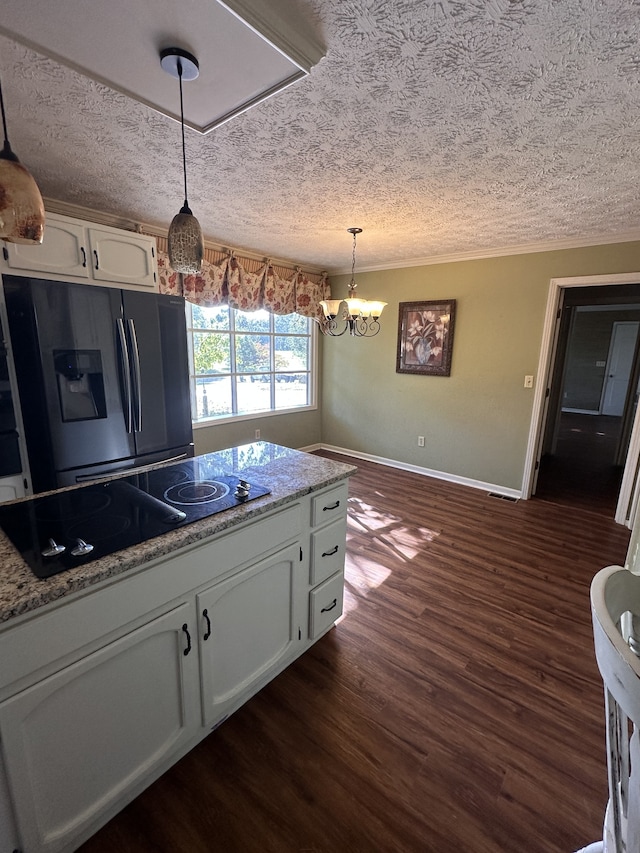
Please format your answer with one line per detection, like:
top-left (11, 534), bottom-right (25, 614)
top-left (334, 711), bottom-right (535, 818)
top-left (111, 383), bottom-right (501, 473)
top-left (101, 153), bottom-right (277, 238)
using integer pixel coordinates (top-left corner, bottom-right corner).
top-left (88, 228), bottom-right (157, 289)
top-left (3, 215), bottom-right (89, 278)
top-left (198, 542), bottom-right (304, 727)
top-left (0, 601), bottom-right (199, 853)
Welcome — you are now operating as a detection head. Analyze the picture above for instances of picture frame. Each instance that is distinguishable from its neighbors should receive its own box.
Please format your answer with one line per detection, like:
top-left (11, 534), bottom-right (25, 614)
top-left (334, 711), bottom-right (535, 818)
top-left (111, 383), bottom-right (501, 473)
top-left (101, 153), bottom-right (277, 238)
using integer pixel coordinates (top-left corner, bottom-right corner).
top-left (396, 299), bottom-right (456, 376)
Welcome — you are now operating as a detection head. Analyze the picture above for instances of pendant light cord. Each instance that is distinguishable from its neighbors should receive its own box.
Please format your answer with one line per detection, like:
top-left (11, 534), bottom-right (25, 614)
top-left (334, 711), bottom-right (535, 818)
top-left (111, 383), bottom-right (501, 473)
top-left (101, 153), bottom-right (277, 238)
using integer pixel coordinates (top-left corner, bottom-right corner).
top-left (0, 77), bottom-right (16, 159)
top-left (177, 59), bottom-right (189, 209)
top-left (351, 231), bottom-right (357, 281)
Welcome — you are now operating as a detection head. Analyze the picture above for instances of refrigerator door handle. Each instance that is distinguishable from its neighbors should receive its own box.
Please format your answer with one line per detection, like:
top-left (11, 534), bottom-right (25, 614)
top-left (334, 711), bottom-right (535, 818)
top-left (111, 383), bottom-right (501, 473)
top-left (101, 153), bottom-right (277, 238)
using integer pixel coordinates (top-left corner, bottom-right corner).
top-left (116, 317), bottom-right (133, 433)
top-left (128, 318), bottom-right (143, 433)
top-left (73, 453), bottom-right (192, 483)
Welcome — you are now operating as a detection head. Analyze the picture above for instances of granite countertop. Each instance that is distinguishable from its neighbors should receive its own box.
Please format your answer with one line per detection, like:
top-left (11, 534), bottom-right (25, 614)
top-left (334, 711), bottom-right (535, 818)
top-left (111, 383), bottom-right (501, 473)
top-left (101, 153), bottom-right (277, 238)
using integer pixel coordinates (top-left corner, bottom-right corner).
top-left (0, 443), bottom-right (356, 626)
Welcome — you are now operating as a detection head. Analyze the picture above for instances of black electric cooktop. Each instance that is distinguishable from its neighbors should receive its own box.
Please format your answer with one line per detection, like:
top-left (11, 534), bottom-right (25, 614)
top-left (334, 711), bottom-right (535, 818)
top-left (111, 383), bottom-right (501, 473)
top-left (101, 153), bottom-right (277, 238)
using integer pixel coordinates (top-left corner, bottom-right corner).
top-left (0, 459), bottom-right (270, 579)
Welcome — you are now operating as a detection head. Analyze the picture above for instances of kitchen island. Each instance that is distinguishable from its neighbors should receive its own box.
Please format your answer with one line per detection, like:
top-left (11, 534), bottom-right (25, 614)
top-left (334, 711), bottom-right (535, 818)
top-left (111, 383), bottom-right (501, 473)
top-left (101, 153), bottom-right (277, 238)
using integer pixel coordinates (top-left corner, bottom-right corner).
top-left (0, 443), bottom-right (355, 853)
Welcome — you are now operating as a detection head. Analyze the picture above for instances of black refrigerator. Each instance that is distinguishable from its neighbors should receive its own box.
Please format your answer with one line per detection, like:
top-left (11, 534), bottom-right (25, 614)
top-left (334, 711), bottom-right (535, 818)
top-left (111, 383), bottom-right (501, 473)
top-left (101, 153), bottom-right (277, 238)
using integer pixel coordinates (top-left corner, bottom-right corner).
top-left (3, 275), bottom-right (194, 494)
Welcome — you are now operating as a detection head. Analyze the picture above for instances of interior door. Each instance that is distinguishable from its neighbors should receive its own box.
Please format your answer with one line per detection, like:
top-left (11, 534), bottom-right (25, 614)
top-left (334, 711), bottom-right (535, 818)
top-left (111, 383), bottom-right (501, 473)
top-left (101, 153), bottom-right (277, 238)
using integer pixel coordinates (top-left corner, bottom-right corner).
top-left (601, 322), bottom-right (640, 416)
top-left (529, 291), bottom-right (567, 495)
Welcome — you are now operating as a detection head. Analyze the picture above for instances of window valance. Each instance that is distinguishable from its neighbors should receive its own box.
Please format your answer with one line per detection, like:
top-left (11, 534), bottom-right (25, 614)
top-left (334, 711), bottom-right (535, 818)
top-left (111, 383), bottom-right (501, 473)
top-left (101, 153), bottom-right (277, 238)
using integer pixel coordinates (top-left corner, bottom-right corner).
top-left (154, 239), bottom-right (330, 323)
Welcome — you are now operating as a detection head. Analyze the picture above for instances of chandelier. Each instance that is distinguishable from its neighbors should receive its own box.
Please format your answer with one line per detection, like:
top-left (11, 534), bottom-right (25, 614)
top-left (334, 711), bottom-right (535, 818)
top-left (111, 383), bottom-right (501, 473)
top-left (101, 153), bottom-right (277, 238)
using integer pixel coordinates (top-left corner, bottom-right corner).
top-left (320, 228), bottom-right (387, 337)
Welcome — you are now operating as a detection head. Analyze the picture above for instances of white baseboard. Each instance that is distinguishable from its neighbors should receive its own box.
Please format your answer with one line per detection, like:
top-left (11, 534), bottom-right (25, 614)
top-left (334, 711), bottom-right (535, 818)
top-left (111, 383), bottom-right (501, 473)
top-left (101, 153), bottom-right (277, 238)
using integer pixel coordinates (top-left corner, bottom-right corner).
top-left (301, 443), bottom-right (522, 500)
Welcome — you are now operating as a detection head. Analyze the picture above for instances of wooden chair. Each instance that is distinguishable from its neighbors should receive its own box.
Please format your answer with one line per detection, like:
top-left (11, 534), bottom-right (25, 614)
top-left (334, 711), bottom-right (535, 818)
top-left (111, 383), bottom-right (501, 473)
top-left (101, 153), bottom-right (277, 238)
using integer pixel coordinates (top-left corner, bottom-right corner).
top-left (591, 564), bottom-right (640, 853)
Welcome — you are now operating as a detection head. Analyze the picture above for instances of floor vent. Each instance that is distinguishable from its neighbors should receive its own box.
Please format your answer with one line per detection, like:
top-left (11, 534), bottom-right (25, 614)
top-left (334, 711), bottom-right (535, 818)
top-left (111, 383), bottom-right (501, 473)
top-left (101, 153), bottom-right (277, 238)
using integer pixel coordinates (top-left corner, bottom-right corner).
top-left (487, 492), bottom-right (519, 502)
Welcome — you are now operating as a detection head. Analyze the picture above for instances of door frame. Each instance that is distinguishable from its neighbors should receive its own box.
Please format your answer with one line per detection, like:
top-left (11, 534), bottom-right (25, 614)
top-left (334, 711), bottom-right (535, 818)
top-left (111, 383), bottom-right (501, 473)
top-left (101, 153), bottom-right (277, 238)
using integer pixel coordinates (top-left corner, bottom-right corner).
top-left (522, 271), bottom-right (640, 526)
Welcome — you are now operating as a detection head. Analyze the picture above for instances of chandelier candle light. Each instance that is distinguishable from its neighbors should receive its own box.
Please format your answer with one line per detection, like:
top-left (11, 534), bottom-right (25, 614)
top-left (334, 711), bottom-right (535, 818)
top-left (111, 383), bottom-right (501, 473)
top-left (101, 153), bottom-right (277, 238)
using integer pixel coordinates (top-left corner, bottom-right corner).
top-left (161, 47), bottom-right (204, 274)
top-left (320, 228), bottom-right (386, 337)
top-left (0, 75), bottom-right (45, 244)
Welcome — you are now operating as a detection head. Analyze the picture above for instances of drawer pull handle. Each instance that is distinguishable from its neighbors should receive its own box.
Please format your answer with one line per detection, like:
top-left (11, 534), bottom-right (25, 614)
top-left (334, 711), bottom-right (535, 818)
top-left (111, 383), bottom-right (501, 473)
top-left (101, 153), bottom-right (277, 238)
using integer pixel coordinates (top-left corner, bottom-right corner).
top-left (182, 623), bottom-right (192, 656)
top-left (80, 246), bottom-right (87, 267)
top-left (203, 608), bottom-right (211, 641)
top-left (322, 545), bottom-right (339, 557)
top-left (321, 598), bottom-right (338, 613)
top-left (323, 500), bottom-right (340, 511)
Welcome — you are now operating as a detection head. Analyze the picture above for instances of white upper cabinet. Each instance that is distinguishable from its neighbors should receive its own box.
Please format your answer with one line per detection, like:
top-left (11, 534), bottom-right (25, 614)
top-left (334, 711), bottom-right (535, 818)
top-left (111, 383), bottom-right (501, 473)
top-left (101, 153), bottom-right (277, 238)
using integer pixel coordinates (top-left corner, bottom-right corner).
top-left (87, 228), bottom-right (157, 288)
top-left (1, 212), bottom-right (158, 291)
top-left (3, 216), bottom-right (89, 279)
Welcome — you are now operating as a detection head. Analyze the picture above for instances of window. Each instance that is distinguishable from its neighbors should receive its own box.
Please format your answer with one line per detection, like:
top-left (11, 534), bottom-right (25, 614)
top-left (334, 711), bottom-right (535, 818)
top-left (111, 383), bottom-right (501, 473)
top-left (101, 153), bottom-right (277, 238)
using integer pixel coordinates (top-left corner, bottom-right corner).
top-left (185, 302), bottom-right (316, 423)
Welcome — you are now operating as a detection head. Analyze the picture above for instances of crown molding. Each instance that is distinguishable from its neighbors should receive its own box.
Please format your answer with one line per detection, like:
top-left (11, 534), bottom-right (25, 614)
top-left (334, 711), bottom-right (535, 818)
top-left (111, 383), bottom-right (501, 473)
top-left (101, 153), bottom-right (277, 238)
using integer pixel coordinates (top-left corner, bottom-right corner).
top-left (330, 231), bottom-right (640, 275)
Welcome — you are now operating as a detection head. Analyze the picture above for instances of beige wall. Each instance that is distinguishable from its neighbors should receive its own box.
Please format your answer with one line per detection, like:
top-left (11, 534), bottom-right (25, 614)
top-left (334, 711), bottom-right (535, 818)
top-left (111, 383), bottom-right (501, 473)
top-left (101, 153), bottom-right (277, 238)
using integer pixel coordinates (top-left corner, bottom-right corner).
top-left (321, 241), bottom-right (640, 491)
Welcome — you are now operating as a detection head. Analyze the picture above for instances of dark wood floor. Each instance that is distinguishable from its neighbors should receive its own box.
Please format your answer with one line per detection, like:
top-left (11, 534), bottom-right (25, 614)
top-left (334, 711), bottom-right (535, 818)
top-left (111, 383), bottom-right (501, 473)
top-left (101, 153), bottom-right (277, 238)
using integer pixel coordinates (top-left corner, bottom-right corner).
top-left (78, 452), bottom-right (631, 853)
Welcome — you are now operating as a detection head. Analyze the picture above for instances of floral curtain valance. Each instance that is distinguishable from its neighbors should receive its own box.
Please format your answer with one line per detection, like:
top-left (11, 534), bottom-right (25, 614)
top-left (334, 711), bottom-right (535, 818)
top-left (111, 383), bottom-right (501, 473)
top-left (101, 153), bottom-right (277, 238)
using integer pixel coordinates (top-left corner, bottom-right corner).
top-left (155, 242), bottom-right (330, 323)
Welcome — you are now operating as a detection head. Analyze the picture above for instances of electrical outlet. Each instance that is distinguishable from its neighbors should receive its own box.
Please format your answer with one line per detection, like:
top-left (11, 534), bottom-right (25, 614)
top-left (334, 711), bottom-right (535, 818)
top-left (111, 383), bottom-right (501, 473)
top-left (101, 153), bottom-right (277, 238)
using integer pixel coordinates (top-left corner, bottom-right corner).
top-left (255, 429), bottom-right (261, 439)
top-left (524, 375), bottom-right (534, 388)
top-left (418, 436), bottom-right (425, 447)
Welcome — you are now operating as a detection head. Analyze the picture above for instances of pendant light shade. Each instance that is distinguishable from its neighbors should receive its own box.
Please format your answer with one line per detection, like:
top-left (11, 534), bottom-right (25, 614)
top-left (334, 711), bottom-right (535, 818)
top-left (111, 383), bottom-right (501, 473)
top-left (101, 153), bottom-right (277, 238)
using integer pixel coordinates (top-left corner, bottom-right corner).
top-left (0, 76), bottom-right (45, 244)
top-left (168, 203), bottom-right (204, 275)
top-left (161, 48), bottom-right (204, 274)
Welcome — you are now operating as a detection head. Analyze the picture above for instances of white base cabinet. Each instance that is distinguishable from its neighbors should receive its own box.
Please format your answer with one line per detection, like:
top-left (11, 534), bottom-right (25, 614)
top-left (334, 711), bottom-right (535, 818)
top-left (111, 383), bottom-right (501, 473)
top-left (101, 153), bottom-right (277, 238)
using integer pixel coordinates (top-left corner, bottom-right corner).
top-left (0, 483), bottom-right (349, 853)
top-left (0, 602), bottom-right (199, 853)
top-left (2, 213), bottom-right (158, 292)
top-left (199, 542), bottom-right (305, 727)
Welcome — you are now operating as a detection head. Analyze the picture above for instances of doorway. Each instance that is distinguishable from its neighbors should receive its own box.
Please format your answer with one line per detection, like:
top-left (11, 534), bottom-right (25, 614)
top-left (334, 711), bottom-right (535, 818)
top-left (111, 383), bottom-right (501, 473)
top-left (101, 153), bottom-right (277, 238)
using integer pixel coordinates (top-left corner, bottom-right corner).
top-left (523, 274), bottom-right (640, 524)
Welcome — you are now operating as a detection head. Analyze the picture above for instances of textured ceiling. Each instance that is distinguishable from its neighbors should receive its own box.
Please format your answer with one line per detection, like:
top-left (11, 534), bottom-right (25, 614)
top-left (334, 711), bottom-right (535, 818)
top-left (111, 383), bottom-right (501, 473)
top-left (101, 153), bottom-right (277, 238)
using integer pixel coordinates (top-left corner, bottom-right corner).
top-left (1, 0), bottom-right (640, 273)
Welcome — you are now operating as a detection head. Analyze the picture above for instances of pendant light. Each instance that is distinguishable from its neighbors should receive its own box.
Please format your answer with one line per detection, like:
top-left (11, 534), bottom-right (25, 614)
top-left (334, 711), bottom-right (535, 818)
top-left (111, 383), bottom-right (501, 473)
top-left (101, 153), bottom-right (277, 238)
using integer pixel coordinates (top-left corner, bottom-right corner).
top-left (0, 75), bottom-right (45, 244)
top-left (160, 48), bottom-right (204, 274)
top-left (320, 228), bottom-right (386, 337)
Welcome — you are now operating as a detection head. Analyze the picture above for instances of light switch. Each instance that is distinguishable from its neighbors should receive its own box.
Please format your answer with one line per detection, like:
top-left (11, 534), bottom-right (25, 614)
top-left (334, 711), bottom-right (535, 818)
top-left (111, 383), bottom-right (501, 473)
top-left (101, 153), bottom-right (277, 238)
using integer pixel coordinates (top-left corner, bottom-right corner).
top-left (524, 375), bottom-right (534, 388)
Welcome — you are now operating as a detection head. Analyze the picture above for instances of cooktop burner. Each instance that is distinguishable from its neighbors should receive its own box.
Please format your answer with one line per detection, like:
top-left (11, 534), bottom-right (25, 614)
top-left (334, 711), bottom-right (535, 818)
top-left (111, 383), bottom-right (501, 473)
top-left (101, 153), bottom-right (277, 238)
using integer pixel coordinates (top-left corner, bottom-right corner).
top-left (164, 480), bottom-right (230, 505)
top-left (0, 458), bottom-right (270, 579)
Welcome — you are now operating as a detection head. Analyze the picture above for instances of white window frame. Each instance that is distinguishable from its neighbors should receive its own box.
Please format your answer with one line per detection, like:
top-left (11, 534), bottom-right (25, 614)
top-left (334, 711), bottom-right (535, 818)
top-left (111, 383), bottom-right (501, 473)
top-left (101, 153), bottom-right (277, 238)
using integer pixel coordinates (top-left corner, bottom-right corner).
top-left (185, 303), bottom-right (318, 427)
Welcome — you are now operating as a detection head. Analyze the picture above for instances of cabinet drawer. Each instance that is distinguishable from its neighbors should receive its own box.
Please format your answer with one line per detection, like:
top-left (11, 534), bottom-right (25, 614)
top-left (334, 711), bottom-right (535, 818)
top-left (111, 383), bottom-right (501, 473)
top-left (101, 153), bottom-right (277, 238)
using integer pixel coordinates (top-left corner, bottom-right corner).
top-left (309, 572), bottom-right (344, 639)
top-left (311, 483), bottom-right (348, 528)
top-left (310, 518), bottom-right (347, 585)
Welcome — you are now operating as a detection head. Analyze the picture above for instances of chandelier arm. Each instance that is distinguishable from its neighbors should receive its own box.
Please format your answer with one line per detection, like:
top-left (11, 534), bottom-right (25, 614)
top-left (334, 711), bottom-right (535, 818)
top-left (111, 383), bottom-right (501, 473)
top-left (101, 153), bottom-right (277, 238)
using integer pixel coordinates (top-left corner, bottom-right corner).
top-left (350, 316), bottom-right (381, 337)
top-left (321, 317), bottom-right (350, 336)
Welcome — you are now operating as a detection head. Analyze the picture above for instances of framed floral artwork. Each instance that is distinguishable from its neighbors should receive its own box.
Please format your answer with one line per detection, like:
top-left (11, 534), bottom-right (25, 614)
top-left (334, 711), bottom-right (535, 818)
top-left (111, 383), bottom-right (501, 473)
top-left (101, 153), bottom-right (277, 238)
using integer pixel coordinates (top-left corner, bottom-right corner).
top-left (396, 299), bottom-right (456, 376)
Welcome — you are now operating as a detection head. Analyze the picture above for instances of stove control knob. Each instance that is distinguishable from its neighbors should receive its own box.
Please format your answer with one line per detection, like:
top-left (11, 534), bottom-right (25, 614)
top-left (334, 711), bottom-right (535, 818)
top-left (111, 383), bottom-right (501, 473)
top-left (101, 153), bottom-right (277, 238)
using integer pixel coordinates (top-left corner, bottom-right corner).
top-left (71, 538), bottom-right (94, 557)
top-left (42, 538), bottom-right (65, 557)
top-left (235, 479), bottom-right (251, 499)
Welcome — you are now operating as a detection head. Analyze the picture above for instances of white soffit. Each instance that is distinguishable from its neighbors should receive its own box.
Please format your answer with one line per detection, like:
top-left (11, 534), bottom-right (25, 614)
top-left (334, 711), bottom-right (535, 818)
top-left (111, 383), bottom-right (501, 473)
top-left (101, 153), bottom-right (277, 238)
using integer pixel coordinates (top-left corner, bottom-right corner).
top-left (0, 0), bottom-right (324, 134)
